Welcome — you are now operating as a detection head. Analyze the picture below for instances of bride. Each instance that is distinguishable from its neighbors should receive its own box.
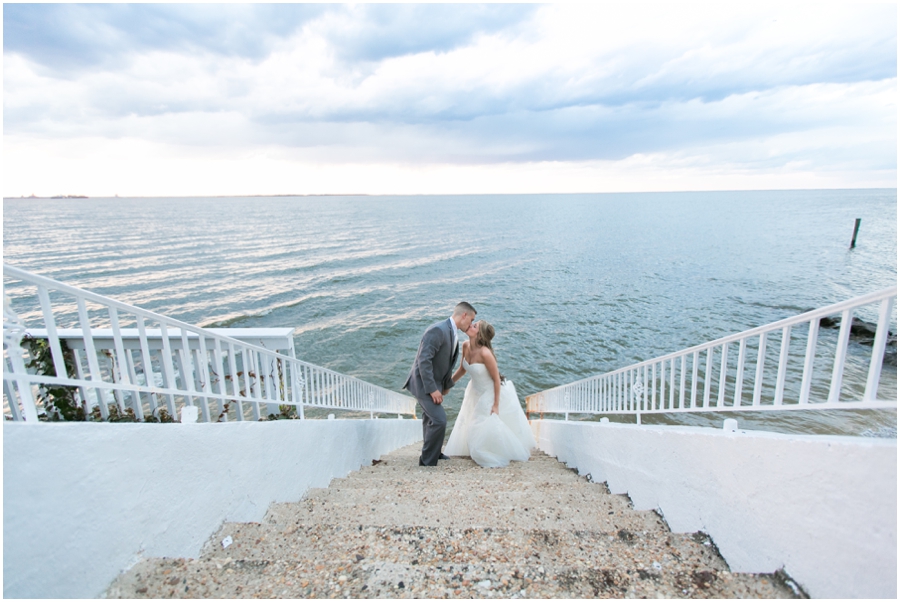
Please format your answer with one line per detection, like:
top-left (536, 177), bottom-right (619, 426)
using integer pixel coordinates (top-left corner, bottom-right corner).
top-left (444, 320), bottom-right (536, 467)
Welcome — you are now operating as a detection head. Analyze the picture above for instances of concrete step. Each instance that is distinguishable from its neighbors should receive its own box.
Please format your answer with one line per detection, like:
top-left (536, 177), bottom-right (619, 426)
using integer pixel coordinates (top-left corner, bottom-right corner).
top-left (198, 523), bottom-right (697, 566)
top-left (104, 442), bottom-right (800, 599)
top-left (107, 530), bottom-right (794, 599)
top-left (265, 492), bottom-right (652, 531)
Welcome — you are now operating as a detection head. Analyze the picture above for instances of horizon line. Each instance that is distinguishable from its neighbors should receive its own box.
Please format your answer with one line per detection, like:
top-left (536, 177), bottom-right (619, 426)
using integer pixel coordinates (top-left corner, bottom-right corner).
top-left (4, 186), bottom-right (896, 200)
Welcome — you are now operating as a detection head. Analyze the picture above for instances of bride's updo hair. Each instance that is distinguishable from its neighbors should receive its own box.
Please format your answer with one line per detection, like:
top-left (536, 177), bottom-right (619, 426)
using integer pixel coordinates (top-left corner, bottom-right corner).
top-left (474, 319), bottom-right (495, 350)
top-left (474, 320), bottom-right (506, 382)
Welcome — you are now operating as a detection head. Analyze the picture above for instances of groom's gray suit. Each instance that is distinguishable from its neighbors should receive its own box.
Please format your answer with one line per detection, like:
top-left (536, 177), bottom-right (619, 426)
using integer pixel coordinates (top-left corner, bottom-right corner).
top-left (404, 318), bottom-right (459, 466)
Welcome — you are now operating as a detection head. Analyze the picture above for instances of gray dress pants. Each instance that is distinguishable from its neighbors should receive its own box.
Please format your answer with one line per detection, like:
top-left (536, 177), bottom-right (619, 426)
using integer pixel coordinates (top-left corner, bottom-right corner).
top-left (417, 394), bottom-right (447, 466)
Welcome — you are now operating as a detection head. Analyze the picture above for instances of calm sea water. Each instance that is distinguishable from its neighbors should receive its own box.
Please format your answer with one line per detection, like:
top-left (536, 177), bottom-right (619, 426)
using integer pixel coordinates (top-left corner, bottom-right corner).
top-left (3, 190), bottom-right (897, 436)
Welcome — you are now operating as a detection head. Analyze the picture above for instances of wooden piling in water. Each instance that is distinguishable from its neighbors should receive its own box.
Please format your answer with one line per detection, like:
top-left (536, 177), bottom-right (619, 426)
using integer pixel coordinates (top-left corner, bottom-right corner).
top-left (850, 218), bottom-right (861, 249)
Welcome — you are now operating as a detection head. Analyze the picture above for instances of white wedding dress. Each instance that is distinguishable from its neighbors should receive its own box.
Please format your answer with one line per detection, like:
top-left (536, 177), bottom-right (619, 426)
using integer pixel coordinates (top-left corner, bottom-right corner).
top-left (444, 358), bottom-right (536, 468)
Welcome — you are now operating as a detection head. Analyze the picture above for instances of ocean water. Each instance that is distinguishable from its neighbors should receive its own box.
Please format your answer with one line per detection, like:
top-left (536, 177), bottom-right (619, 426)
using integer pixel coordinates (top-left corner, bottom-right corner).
top-left (3, 190), bottom-right (896, 435)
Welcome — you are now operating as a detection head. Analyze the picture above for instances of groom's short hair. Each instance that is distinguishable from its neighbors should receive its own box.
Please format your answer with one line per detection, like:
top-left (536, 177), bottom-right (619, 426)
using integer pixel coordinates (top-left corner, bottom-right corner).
top-left (453, 301), bottom-right (476, 316)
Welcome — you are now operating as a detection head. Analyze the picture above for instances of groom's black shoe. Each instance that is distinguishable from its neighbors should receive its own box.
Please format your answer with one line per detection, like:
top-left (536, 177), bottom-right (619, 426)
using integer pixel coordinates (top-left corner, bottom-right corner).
top-left (439, 454), bottom-right (450, 460)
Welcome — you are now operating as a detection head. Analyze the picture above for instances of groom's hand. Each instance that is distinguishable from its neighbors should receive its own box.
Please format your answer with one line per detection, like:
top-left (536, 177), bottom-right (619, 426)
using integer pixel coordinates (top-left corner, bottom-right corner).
top-left (430, 390), bottom-right (444, 404)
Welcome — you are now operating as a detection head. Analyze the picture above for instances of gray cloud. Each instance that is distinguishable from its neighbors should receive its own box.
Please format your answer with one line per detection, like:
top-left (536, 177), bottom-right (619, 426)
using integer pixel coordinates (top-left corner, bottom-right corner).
top-left (323, 4), bottom-right (537, 62)
top-left (3, 4), bottom-right (326, 72)
top-left (3, 3), bottom-right (895, 175)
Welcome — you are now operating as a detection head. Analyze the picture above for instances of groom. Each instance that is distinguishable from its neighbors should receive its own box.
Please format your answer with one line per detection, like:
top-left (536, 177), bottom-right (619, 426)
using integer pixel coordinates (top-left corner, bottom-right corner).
top-left (404, 302), bottom-right (477, 466)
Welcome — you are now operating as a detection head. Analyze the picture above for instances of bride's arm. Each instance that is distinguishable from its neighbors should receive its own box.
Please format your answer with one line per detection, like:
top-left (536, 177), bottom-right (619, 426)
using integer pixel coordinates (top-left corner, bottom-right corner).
top-left (482, 349), bottom-right (501, 414)
top-left (451, 341), bottom-right (469, 383)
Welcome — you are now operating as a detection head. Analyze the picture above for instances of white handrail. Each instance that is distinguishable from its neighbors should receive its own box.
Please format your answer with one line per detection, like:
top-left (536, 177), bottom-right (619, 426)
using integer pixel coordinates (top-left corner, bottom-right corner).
top-left (3, 264), bottom-right (417, 422)
top-left (526, 287), bottom-right (897, 424)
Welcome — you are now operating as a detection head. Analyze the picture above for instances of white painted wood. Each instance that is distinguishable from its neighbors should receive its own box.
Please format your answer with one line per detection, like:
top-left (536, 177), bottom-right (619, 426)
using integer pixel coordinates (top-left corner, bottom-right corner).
top-left (734, 338), bottom-right (747, 407)
top-left (108, 307), bottom-right (141, 418)
top-left (703, 347), bottom-right (713, 408)
top-left (135, 316), bottom-right (158, 415)
top-left (227, 342), bottom-right (243, 421)
top-left (196, 335), bottom-right (212, 422)
top-left (773, 325), bottom-right (792, 406)
top-left (828, 309), bottom-right (853, 404)
top-left (753, 333), bottom-right (767, 406)
top-left (660, 359), bottom-right (666, 410)
top-left (157, 323), bottom-right (179, 417)
top-left (717, 342), bottom-right (729, 408)
top-left (864, 297), bottom-right (894, 402)
top-left (76, 297), bottom-right (107, 418)
top-left (690, 350), bottom-right (699, 408)
top-left (3, 367), bottom-right (23, 421)
top-left (36, 285), bottom-right (69, 381)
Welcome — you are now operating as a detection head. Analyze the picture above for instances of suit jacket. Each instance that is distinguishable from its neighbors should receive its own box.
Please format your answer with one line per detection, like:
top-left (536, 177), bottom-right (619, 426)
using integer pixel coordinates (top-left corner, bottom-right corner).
top-left (403, 318), bottom-right (459, 400)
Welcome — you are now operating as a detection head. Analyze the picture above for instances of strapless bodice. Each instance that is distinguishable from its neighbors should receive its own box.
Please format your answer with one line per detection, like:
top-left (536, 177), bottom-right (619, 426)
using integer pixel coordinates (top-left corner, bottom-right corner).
top-left (462, 357), bottom-right (494, 394)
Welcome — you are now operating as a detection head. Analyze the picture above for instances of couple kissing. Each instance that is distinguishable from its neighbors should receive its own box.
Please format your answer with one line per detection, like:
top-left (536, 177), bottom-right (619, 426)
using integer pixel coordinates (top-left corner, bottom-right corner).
top-left (403, 302), bottom-right (536, 467)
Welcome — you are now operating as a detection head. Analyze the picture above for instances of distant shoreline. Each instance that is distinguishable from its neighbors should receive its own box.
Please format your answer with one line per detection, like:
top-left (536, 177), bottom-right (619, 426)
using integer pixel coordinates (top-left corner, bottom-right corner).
top-left (4, 187), bottom-right (895, 201)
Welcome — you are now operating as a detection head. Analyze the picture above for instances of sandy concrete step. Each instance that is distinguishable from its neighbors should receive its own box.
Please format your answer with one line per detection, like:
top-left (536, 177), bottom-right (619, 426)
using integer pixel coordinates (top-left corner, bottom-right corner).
top-left (265, 492), bottom-right (654, 532)
top-left (196, 522), bottom-right (700, 567)
top-left (107, 529), bottom-right (795, 599)
top-left (104, 443), bottom-right (802, 599)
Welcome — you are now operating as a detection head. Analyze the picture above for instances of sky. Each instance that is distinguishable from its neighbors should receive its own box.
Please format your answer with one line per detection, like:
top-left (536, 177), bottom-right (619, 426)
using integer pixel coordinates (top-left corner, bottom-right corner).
top-left (2, 2), bottom-right (897, 197)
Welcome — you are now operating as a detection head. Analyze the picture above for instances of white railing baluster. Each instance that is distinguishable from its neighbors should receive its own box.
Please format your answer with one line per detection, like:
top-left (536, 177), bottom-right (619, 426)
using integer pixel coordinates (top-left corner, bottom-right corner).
top-left (279, 356), bottom-right (289, 411)
top-left (617, 371), bottom-right (622, 412)
top-left (679, 355), bottom-right (686, 409)
top-left (103, 349), bottom-right (126, 413)
top-left (651, 362), bottom-right (657, 410)
top-left (690, 350), bottom-right (699, 408)
top-left (642, 365), bottom-right (648, 412)
top-left (76, 297), bottom-right (107, 418)
top-left (864, 297), bottom-right (894, 402)
top-left (606, 375), bottom-right (611, 412)
top-left (601, 376), bottom-right (607, 412)
top-left (175, 349), bottom-right (193, 408)
top-left (658, 360), bottom-right (665, 410)
top-left (197, 334), bottom-right (212, 422)
top-left (178, 329), bottom-right (197, 407)
top-left (250, 350), bottom-right (263, 420)
top-left (108, 307), bottom-right (132, 414)
top-left (136, 316), bottom-right (158, 416)
top-left (610, 373), bottom-right (615, 412)
top-left (828, 309), bottom-right (853, 404)
top-left (734, 338), bottom-right (747, 407)
top-left (753, 333), bottom-right (767, 406)
top-left (71, 348), bottom-right (91, 412)
top-left (799, 319), bottom-right (820, 406)
top-left (227, 342), bottom-right (242, 421)
top-left (157, 322), bottom-right (179, 417)
top-left (296, 365), bottom-right (306, 419)
top-left (3, 362), bottom-right (24, 421)
top-left (262, 353), bottom-right (274, 414)
top-left (717, 342), bottom-right (729, 408)
top-left (5, 351), bottom-right (35, 421)
top-left (36, 285), bottom-right (69, 382)
top-left (774, 325), bottom-right (792, 406)
top-left (669, 357), bottom-right (676, 409)
top-left (123, 349), bottom-right (144, 420)
top-left (212, 338), bottom-right (227, 421)
top-left (703, 348), bottom-right (713, 408)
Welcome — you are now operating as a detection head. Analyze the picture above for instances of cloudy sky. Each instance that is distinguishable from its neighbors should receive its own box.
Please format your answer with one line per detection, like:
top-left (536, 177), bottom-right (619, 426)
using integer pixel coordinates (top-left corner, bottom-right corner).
top-left (3, 3), bottom-right (896, 197)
